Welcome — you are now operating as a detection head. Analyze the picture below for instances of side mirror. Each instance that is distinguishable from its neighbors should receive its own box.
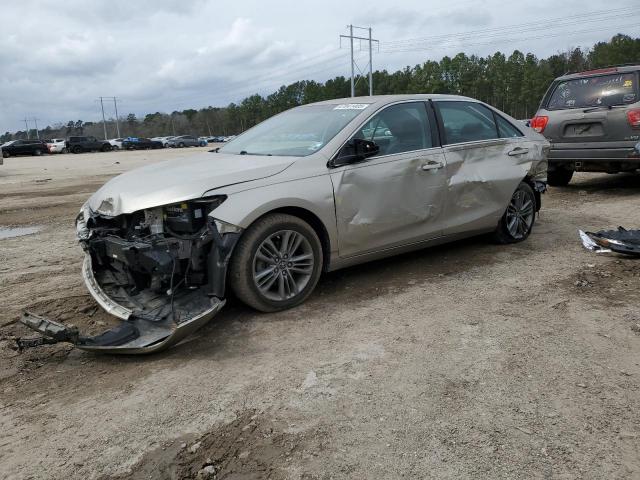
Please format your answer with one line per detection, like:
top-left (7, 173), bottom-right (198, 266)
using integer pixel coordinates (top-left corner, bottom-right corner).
top-left (332, 138), bottom-right (379, 167)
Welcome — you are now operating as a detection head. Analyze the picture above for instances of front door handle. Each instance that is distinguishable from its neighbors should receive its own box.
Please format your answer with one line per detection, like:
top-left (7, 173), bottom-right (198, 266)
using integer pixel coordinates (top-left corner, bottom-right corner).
top-left (508, 147), bottom-right (529, 156)
top-left (421, 160), bottom-right (444, 171)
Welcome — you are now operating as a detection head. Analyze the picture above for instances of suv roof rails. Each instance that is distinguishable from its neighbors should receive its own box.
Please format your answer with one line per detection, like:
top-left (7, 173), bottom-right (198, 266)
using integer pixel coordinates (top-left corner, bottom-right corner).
top-left (564, 63), bottom-right (640, 76)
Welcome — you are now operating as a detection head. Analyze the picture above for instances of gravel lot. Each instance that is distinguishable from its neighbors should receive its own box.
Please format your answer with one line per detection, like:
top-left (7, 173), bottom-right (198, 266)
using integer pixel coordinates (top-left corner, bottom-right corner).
top-left (1, 148), bottom-right (639, 479)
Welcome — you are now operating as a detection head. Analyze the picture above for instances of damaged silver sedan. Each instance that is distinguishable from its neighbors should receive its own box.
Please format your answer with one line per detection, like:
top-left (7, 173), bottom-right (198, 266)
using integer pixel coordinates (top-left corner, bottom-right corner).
top-left (22, 95), bottom-right (549, 353)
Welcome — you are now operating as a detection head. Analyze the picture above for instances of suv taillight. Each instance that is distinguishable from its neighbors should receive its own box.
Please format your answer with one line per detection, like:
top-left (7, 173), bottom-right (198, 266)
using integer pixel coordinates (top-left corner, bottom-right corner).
top-left (627, 109), bottom-right (640, 129)
top-left (530, 116), bottom-right (549, 133)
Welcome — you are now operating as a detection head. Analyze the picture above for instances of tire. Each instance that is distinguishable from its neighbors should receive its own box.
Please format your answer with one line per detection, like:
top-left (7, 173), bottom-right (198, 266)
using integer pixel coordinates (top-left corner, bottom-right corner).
top-left (178, 142), bottom-right (185, 148)
top-left (547, 167), bottom-right (574, 187)
top-left (72, 146), bottom-right (82, 154)
top-left (112, 145), bottom-right (119, 151)
top-left (101, 145), bottom-right (112, 152)
top-left (2, 151), bottom-right (9, 158)
top-left (33, 149), bottom-right (42, 156)
top-left (493, 181), bottom-right (536, 244)
top-left (229, 213), bottom-right (323, 313)
top-left (61, 148), bottom-right (68, 154)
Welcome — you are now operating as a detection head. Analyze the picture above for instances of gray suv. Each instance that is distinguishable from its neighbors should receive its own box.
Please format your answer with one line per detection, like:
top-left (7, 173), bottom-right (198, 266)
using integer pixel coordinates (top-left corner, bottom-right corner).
top-left (532, 65), bottom-right (640, 185)
top-left (167, 135), bottom-right (201, 147)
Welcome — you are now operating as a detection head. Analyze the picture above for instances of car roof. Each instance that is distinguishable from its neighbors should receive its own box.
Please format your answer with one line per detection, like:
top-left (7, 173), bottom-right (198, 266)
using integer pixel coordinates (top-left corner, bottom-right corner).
top-left (554, 65), bottom-right (640, 81)
top-left (307, 94), bottom-right (478, 108)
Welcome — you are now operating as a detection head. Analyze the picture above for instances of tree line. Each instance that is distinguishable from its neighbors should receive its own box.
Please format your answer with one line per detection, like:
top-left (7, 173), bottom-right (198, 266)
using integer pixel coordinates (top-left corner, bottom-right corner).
top-left (3, 34), bottom-right (639, 143)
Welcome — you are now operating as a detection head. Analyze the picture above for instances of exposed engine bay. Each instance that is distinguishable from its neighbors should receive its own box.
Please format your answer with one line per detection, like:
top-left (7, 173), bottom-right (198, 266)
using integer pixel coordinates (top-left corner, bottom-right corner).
top-left (21, 197), bottom-right (242, 353)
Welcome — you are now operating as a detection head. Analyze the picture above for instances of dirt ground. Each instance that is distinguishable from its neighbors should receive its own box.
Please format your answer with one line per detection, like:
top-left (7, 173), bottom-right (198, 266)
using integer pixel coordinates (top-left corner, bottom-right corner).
top-left (1, 148), bottom-right (639, 480)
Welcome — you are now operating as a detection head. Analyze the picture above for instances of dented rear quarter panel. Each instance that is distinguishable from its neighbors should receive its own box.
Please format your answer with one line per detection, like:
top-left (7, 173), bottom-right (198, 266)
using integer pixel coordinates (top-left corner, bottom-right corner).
top-left (441, 135), bottom-right (547, 236)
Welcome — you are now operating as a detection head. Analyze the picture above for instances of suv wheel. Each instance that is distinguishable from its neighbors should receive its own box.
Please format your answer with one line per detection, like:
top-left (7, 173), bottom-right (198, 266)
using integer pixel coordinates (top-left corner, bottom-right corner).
top-left (33, 148), bottom-right (42, 156)
top-left (493, 182), bottom-right (536, 244)
top-left (101, 145), bottom-right (112, 152)
top-left (229, 214), bottom-right (323, 312)
top-left (178, 142), bottom-right (185, 148)
top-left (72, 146), bottom-right (82, 154)
top-left (547, 168), bottom-right (574, 187)
top-left (2, 150), bottom-right (9, 158)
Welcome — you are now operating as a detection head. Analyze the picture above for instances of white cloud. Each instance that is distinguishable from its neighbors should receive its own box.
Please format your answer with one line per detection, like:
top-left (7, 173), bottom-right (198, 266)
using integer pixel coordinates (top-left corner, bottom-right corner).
top-left (0, 0), bottom-right (634, 132)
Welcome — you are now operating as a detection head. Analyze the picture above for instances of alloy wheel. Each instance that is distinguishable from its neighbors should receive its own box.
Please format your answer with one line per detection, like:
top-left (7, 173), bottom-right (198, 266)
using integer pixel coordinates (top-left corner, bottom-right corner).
top-left (252, 230), bottom-right (315, 302)
top-left (506, 189), bottom-right (534, 240)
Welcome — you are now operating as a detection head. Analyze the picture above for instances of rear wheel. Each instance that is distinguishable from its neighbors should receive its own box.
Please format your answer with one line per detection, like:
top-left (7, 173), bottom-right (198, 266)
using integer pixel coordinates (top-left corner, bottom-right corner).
top-left (112, 145), bottom-right (119, 151)
top-left (547, 167), bottom-right (574, 186)
top-left (2, 150), bottom-right (9, 158)
top-left (178, 142), bottom-right (185, 148)
top-left (72, 146), bottom-right (82, 154)
top-left (61, 147), bottom-right (68, 154)
top-left (493, 182), bottom-right (536, 244)
top-left (33, 148), bottom-right (42, 156)
top-left (229, 214), bottom-right (323, 312)
top-left (101, 145), bottom-right (112, 152)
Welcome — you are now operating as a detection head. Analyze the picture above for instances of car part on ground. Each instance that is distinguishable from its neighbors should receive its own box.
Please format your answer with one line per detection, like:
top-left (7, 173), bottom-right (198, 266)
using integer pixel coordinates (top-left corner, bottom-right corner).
top-left (579, 227), bottom-right (640, 256)
top-left (20, 94), bottom-right (549, 354)
top-left (534, 65), bottom-right (640, 185)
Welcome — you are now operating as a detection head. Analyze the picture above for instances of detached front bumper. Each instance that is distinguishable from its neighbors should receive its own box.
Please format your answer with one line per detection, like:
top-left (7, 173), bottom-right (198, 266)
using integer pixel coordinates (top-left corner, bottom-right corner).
top-left (20, 254), bottom-right (226, 354)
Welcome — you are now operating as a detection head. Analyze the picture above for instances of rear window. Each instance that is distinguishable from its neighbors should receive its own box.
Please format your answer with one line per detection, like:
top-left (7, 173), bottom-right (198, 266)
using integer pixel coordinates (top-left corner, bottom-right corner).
top-left (546, 73), bottom-right (638, 110)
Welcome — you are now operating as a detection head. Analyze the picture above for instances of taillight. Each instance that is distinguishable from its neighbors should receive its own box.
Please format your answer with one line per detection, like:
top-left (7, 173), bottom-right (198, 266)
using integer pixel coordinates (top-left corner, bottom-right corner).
top-left (626, 109), bottom-right (640, 129)
top-left (530, 116), bottom-right (549, 133)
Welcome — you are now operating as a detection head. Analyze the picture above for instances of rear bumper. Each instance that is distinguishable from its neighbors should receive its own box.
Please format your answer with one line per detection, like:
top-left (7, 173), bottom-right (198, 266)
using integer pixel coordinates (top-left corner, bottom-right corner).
top-left (548, 143), bottom-right (640, 171)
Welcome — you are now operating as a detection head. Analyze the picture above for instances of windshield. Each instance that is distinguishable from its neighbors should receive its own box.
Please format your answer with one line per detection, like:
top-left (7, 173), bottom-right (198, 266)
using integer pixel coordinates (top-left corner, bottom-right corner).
top-left (547, 73), bottom-right (638, 110)
top-left (220, 103), bottom-right (370, 156)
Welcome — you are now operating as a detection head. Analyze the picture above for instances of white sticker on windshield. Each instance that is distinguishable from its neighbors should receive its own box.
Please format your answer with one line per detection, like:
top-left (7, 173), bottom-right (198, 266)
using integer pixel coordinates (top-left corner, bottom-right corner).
top-left (333, 103), bottom-right (369, 110)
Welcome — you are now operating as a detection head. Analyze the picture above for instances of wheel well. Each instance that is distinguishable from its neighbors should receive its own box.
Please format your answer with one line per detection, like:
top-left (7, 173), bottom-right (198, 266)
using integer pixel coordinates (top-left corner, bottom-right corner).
top-left (523, 176), bottom-right (542, 212)
top-left (256, 207), bottom-right (332, 272)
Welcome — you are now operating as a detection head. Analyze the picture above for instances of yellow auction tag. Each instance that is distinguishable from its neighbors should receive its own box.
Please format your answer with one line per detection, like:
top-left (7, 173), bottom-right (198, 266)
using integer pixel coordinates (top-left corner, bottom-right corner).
top-left (624, 79), bottom-right (633, 88)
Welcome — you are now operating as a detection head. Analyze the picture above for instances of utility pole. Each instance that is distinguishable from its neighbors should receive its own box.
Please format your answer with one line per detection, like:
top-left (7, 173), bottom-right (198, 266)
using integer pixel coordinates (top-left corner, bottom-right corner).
top-left (112, 97), bottom-right (121, 138)
top-left (32, 118), bottom-right (40, 139)
top-left (340, 25), bottom-right (379, 97)
top-left (23, 118), bottom-right (30, 139)
top-left (99, 97), bottom-right (108, 140)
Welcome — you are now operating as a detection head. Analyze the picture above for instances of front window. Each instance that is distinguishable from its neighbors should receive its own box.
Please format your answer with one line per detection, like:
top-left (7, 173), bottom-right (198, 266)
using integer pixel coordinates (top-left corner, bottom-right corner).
top-left (351, 102), bottom-right (432, 156)
top-left (220, 103), bottom-right (370, 157)
top-left (547, 73), bottom-right (638, 110)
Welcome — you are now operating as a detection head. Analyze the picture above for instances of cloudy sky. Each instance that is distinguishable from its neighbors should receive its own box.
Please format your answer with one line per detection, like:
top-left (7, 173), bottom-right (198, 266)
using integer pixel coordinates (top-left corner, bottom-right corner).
top-left (1, 0), bottom-right (637, 133)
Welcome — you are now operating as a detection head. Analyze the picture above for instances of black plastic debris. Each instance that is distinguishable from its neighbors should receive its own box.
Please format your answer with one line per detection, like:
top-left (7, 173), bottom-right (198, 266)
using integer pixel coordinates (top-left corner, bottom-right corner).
top-left (579, 227), bottom-right (640, 256)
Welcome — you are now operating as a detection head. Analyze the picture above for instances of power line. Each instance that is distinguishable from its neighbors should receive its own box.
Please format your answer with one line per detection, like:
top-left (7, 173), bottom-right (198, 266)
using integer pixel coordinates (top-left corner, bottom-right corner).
top-left (382, 7), bottom-right (639, 49)
top-left (380, 23), bottom-right (640, 54)
top-left (340, 25), bottom-right (379, 96)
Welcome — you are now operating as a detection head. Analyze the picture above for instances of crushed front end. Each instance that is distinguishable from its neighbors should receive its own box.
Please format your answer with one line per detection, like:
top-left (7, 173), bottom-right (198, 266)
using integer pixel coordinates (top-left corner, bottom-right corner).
top-left (21, 196), bottom-right (241, 354)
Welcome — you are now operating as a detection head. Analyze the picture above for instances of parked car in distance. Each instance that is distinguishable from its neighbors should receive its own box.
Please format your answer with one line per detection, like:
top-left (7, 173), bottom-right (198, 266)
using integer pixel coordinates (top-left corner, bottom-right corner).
top-left (532, 65), bottom-right (640, 186)
top-left (46, 138), bottom-right (67, 154)
top-left (167, 135), bottom-right (201, 147)
top-left (2, 139), bottom-right (49, 157)
top-left (66, 136), bottom-right (112, 154)
top-left (109, 138), bottom-right (124, 150)
top-left (54, 94), bottom-right (548, 353)
top-left (0, 145), bottom-right (3, 165)
top-left (198, 137), bottom-right (209, 146)
top-left (122, 137), bottom-right (163, 150)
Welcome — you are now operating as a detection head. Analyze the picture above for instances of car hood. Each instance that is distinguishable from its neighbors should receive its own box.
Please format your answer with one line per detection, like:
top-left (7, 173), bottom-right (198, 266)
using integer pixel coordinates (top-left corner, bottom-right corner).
top-left (87, 152), bottom-right (295, 216)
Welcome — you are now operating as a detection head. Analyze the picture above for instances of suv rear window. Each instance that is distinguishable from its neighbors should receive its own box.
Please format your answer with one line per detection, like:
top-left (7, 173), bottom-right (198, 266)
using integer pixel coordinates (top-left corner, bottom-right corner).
top-left (546, 73), bottom-right (638, 110)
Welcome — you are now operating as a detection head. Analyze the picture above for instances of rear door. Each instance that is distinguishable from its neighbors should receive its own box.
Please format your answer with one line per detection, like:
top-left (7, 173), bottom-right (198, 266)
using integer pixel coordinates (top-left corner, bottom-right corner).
top-left (541, 71), bottom-right (640, 147)
top-left (433, 100), bottom-right (532, 235)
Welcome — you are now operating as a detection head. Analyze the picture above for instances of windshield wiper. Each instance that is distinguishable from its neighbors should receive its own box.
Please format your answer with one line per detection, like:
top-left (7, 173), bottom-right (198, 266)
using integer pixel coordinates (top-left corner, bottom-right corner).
top-left (239, 151), bottom-right (272, 156)
top-left (582, 104), bottom-right (626, 113)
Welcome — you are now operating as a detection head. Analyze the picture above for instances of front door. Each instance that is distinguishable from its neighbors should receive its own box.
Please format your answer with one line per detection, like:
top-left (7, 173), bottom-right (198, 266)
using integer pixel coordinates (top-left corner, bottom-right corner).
top-left (330, 101), bottom-right (447, 258)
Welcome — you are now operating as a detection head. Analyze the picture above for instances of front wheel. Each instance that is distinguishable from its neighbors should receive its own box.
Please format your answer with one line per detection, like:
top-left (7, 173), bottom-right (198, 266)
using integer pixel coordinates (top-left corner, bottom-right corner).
top-left (493, 182), bottom-right (536, 244)
top-left (33, 148), bottom-right (42, 156)
top-left (101, 145), bottom-right (112, 152)
top-left (229, 214), bottom-right (323, 312)
top-left (547, 167), bottom-right (574, 186)
top-left (112, 145), bottom-right (119, 151)
top-left (72, 146), bottom-right (82, 154)
top-left (61, 147), bottom-right (68, 154)
top-left (2, 151), bottom-right (9, 158)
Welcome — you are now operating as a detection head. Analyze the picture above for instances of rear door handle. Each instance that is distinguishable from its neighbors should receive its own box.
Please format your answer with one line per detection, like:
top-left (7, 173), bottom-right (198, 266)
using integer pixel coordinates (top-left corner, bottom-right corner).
top-left (508, 147), bottom-right (529, 156)
top-left (421, 160), bottom-right (444, 171)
